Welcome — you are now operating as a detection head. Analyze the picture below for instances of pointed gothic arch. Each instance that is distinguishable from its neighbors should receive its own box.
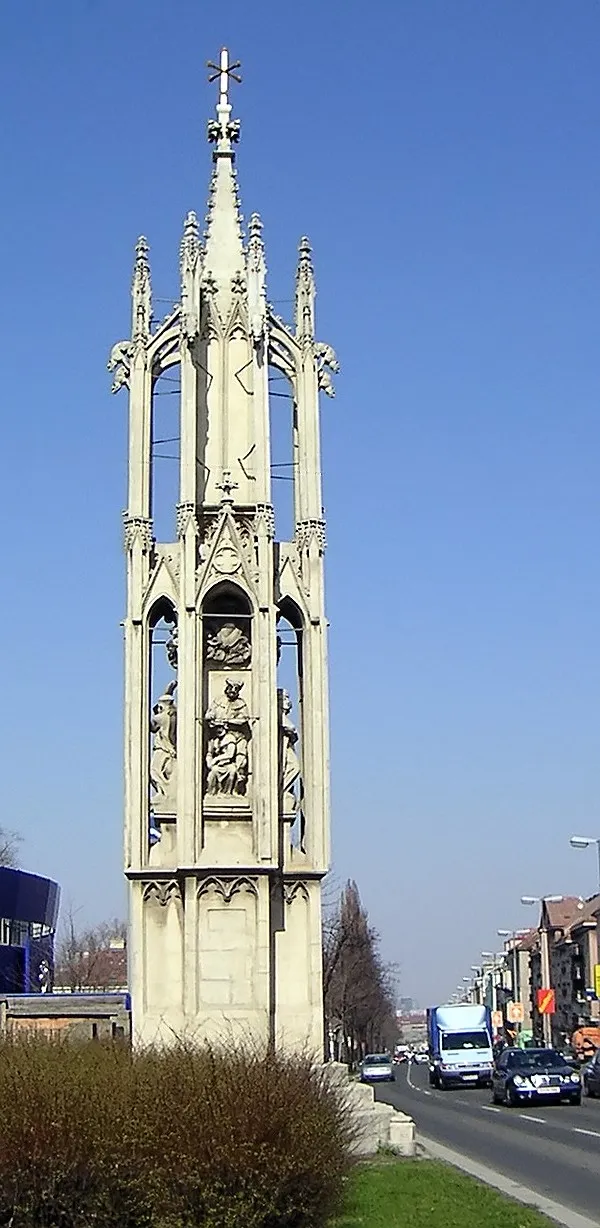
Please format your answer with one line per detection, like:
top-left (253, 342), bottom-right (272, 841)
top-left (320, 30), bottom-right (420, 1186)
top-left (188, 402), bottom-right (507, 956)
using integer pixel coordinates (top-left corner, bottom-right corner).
top-left (277, 597), bottom-right (305, 849)
top-left (150, 366), bottom-right (181, 542)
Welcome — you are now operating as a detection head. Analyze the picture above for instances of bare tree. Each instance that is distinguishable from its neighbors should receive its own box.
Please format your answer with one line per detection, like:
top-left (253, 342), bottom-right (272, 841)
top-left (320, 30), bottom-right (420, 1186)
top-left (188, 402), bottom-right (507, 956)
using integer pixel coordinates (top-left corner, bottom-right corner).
top-left (54, 907), bottom-right (127, 992)
top-left (0, 826), bottom-right (21, 869)
top-left (323, 880), bottom-right (398, 1065)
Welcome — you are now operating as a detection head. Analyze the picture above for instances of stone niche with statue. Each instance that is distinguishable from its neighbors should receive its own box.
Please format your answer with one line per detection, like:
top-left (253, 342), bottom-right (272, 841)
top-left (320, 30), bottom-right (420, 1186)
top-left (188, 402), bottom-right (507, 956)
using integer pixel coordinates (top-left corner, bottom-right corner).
top-left (203, 588), bottom-right (253, 816)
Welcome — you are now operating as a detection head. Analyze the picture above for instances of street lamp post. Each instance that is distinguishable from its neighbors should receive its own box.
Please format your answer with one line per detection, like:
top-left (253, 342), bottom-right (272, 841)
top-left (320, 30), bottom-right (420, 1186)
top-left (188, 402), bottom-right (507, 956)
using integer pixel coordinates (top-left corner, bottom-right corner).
top-left (570, 836), bottom-right (600, 895)
top-left (481, 952), bottom-right (501, 1012)
top-left (521, 895), bottom-right (563, 1047)
top-left (497, 929), bottom-right (528, 1038)
top-left (470, 966), bottom-right (482, 1004)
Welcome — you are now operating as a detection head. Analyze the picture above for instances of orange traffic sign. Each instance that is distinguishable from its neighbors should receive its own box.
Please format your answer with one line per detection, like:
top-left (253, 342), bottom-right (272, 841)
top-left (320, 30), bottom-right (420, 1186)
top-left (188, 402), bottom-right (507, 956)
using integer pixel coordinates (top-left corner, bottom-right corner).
top-left (536, 988), bottom-right (556, 1015)
top-left (507, 1001), bottom-right (524, 1024)
top-left (491, 1010), bottom-right (503, 1030)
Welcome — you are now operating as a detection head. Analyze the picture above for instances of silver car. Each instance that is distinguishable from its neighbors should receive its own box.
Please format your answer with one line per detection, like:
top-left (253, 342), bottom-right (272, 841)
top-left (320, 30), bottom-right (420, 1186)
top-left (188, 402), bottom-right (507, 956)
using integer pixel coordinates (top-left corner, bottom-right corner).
top-left (360, 1053), bottom-right (395, 1082)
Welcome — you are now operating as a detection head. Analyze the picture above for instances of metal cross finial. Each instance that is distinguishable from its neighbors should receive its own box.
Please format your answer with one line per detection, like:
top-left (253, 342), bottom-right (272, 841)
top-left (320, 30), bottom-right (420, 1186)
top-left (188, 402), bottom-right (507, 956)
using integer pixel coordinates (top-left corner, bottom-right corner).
top-left (207, 48), bottom-right (242, 108)
top-left (215, 470), bottom-right (239, 502)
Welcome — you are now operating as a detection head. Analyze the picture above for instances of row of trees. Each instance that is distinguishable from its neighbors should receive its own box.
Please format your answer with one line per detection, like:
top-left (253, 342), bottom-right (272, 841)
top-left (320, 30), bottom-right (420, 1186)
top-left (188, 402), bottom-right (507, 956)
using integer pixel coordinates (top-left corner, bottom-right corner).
top-left (54, 912), bottom-right (127, 992)
top-left (323, 879), bottom-right (398, 1065)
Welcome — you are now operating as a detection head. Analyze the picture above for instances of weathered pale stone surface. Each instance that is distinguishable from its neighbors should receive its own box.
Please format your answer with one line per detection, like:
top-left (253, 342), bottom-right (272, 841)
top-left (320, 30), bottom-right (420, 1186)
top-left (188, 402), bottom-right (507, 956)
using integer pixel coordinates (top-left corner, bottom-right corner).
top-left (389, 1113), bottom-right (417, 1156)
top-left (118, 51), bottom-right (334, 1049)
top-left (324, 1063), bottom-right (416, 1158)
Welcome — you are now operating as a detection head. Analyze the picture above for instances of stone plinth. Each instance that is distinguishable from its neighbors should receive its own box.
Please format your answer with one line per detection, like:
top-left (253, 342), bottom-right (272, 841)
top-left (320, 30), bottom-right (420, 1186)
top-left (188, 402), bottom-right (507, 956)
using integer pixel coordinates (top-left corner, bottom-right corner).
top-left (324, 1063), bottom-right (416, 1158)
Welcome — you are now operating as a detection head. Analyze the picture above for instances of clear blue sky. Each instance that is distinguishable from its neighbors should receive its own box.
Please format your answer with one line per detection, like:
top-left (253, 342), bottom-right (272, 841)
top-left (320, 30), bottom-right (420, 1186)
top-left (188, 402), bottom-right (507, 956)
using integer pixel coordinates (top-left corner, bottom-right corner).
top-left (2, 1), bottom-right (599, 1005)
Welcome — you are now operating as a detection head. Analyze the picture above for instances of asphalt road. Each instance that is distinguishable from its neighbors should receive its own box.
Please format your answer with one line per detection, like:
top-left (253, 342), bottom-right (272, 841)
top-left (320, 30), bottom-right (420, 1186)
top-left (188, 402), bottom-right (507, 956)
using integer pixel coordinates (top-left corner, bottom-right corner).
top-left (375, 1060), bottom-right (600, 1221)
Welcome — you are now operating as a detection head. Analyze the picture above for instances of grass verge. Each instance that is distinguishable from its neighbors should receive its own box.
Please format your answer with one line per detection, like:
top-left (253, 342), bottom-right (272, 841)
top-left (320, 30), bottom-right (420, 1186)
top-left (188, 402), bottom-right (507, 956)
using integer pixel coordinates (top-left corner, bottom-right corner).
top-left (331, 1159), bottom-right (556, 1228)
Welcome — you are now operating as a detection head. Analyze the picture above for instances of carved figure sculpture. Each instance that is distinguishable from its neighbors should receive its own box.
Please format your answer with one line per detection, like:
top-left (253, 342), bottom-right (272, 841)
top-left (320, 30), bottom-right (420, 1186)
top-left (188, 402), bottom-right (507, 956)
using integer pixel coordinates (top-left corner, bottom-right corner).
top-left (107, 340), bottom-right (134, 394)
top-left (166, 623), bottom-right (178, 670)
top-left (150, 680), bottom-right (177, 810)
top-left (205, 678), bottom-right (250, 796)
top-left (314, 341), bottom-right (340, 398)
top-left (206, 620), bottom-right (251, 667)
top-left (206, 724), bottom-right (240, 795)
top-left (280, 690), bottom-right (301, 813)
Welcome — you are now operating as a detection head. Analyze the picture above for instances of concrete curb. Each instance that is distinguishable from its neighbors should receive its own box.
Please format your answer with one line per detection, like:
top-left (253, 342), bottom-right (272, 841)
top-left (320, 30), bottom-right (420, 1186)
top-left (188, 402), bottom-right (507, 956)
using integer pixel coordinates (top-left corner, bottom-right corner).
top-left (419, 1134), bottom-right (598, 1228)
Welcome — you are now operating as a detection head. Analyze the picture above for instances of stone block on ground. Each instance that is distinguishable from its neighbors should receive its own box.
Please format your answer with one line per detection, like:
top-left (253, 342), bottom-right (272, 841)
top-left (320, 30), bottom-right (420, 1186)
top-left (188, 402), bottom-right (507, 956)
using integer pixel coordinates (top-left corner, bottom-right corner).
top-left (389, 1111), bottom-right (416, 1157)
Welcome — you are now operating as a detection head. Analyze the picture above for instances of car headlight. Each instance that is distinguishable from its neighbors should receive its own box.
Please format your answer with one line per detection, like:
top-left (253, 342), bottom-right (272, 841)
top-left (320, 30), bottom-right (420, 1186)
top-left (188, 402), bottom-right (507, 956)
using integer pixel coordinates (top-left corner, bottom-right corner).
top-left (513, 1075), bottom-right (526, 1086)
top-left (570, 1072), bottom-right (580, 1082)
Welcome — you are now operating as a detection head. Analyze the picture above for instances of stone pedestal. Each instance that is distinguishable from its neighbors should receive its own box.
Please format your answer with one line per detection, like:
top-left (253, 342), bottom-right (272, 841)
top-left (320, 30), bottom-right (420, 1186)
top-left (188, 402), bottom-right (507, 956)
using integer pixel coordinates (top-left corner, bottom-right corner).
top-left (324, 1063), bottom-right (417, 1158)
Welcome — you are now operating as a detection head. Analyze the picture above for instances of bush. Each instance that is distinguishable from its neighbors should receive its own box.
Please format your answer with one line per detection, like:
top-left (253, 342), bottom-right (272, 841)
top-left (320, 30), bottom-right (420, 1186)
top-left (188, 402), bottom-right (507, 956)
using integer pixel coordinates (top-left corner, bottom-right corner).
top-left (0, 1037), bottom-right (354, 1228)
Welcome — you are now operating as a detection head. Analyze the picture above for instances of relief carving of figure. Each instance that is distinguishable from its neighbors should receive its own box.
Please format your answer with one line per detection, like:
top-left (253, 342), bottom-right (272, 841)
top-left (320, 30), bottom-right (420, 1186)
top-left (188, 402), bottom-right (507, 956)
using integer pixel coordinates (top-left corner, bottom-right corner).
top-left (165, 623), bottom-right (178, 670)
top-left (314, 341), bottom-right (340, 398)
top-left (280, 690), bottom-right (302, 814)
top-left (205, 678), bottom-right (251, 797)
top-left (150, 680), bottom-right (177, 811)
top-left (205, 620), bottom-right (251, 667)
top-left (107, 340), bottom-right (134, 394)
top-left (206, 724), bottom-right (242, 795)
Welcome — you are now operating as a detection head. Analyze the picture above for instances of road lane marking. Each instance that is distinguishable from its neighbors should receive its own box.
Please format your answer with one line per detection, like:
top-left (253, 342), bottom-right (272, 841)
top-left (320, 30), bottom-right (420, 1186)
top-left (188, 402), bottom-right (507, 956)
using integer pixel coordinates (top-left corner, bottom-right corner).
top-left (406, 1061), bottom-right (432, 1095)
top-left (573, 1127), bottom-right (600, 1139)
top-left (481, 1105), bottom-right (501, 1113)
top-left (519, 1113), bottom-right (546, 1123)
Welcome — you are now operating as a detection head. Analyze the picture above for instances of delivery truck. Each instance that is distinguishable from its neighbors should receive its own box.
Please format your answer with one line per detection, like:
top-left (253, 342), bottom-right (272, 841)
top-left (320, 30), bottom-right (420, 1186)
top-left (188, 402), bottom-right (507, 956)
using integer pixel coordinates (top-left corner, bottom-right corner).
top-left (427, 1003), bottom-right (494, 1089)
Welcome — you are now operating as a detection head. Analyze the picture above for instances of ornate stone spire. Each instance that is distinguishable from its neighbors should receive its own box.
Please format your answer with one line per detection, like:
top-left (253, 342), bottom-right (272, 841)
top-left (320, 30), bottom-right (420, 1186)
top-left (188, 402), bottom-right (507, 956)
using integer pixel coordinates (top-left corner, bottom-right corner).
top-left (204, 49), bottom-right (244, 316)
top-left (247, 211), bottom-right (267, 344)
top-left (180, 209), bottom-right (201, 278)
top-left (180, 210), bottom-right (201, 342)
top-left (294, 235), bottom-right (315, 344)
top-left (132, 235), bottom-right (151, 343)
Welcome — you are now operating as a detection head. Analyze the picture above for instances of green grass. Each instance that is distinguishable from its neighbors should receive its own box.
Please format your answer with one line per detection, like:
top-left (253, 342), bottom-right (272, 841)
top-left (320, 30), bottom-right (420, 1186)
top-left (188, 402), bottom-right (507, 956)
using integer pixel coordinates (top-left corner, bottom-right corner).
top-left (330, 1159), bottom-right (555, 1228)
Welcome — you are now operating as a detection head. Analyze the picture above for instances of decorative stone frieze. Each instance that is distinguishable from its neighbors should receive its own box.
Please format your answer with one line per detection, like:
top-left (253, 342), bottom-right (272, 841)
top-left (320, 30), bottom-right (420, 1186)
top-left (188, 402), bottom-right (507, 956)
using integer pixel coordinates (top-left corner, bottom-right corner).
top-left (295, 518), bottom-right (327, 553)
top-left (283, 880), bottom-right (310, 905)
top-left (254, 503), bottom-right (275, 539)
top-left (176, 501), bottom-right (199, 539)
top-left (123, 514), bottom-right (154, 553)
top-left (196, 875), bottom-right (259, 902)
top-left (142, 880), bottom-right (182, 907)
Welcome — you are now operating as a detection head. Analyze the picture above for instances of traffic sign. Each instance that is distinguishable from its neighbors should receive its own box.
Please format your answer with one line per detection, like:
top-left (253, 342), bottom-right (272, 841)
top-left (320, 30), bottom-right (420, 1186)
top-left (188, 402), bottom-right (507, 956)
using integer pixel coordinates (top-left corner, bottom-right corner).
top-left (594, 964), bottom-right (600, 999)
top-left (507, 1001), bottom-right (524, 1024)
top-left (491, 1010), bottom-right (503, 1030)
top-left (536, 988), bottom-right (556, 1015)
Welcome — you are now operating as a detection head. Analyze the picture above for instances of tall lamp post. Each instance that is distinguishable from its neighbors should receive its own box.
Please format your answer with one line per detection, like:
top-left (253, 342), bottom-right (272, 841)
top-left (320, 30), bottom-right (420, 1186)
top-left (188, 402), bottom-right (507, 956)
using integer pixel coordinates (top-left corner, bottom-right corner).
top-left (470, 966), bottom-right (482, 1004)
top-left (497, 928), bottom-right (528, 1036)
top-left (570, 836), bottom-right (600, 894)
top-left (481, 952), bottom-right (501, 1012)
top-left (497, 929), bottom-right (528, 1000)
top-left (521, 895), bottom-right (563, 1047)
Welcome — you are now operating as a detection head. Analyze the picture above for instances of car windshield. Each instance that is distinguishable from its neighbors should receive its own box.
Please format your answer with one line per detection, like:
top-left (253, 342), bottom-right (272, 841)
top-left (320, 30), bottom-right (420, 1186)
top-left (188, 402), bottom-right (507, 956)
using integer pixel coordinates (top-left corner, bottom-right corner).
top-left (441, 1031), bottom-right (490, 1051)
top-left (507, 1049), bottom-right (568, 1070)
top-left (364, 1054), bottom-right (390, 1065)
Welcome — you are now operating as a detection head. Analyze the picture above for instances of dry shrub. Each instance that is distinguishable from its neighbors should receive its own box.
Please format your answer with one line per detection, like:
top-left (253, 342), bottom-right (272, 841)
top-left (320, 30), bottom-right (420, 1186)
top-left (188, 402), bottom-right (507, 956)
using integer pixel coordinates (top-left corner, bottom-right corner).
top-left (0, 1036), bottom-right (354, 1228)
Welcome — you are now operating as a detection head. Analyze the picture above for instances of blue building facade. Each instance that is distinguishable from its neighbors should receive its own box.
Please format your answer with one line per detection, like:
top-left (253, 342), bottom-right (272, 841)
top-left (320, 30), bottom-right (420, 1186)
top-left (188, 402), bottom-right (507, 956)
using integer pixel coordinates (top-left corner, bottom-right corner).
top-left (0, 867), bottom-right (60, 993)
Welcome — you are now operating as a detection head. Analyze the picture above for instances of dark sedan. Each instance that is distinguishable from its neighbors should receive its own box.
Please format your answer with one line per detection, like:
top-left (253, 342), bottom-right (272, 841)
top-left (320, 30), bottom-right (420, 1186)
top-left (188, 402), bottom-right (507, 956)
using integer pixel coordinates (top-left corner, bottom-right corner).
top-left (492, 1047), bottom-right (581, 1106)
top-left (583, 1049), bottom-right (600, 1098)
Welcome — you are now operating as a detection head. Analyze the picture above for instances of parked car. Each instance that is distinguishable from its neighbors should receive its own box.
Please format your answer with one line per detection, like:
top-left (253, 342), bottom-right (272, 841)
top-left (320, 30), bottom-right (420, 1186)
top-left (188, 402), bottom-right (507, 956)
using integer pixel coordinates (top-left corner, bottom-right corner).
top-left (582, 1049), bottom-right (600, 1098)
top-left (491, 1047), bottom-right (581, 1106)
top-left (359, 1053), bottom-right (395, 1083)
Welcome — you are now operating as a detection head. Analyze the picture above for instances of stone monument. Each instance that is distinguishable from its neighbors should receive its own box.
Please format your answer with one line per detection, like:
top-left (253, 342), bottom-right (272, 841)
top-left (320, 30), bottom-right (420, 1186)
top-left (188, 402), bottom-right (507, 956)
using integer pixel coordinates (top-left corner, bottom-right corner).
top-left (113, 50), bottom-right (336, 1050)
